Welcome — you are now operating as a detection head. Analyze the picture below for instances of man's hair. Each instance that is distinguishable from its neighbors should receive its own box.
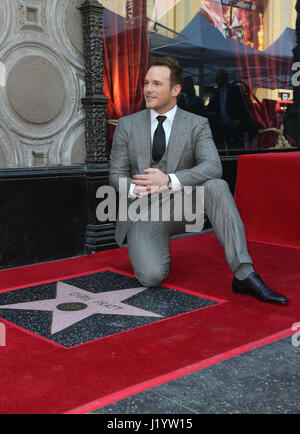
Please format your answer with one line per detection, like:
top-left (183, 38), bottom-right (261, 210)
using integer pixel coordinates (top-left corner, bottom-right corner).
top-left (148, 56), bottom-right (184, 90)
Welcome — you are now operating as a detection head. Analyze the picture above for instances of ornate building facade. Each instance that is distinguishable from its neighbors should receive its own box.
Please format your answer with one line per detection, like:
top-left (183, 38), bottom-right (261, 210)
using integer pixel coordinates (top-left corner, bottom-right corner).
top-left (0, 0), bottom-right (298, 269)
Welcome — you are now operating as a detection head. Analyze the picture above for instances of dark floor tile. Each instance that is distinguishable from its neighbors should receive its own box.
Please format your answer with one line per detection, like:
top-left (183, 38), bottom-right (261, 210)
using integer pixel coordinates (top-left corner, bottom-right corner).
top-left (91, 389), bottom-right (196, 414)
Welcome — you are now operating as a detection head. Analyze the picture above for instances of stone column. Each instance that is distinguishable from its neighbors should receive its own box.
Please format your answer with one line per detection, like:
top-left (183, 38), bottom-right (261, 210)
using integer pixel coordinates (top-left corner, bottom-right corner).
top-left (79, 0), bottom-right (117, 253)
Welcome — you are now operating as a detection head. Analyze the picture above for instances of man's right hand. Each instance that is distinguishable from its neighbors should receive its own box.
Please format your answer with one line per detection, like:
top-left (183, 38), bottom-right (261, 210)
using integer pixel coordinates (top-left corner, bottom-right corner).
top-left (133, 185), bottom-right (149, 197)
top-left (133, 184), bottom-right (168, 197)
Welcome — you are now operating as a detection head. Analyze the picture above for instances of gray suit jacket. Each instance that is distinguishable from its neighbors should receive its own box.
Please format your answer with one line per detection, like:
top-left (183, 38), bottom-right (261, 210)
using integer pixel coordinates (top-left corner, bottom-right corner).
top-left (109, 107), bottom-right (222, 246)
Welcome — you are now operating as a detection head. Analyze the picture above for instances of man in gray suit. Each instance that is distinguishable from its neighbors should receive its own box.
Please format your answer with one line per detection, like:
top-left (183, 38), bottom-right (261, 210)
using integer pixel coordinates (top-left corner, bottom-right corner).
top-left (109, 57), bottom-right (288, 305)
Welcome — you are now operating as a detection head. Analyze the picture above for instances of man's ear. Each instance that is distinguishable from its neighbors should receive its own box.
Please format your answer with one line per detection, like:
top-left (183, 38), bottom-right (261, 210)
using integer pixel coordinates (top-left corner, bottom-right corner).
top-left (172, 84), bottom-right (181, 98)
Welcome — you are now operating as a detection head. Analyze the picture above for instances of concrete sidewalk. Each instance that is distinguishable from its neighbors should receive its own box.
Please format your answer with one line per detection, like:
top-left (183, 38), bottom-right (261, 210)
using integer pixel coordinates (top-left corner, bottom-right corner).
top-left (92, 336), bottom-right (300, 414)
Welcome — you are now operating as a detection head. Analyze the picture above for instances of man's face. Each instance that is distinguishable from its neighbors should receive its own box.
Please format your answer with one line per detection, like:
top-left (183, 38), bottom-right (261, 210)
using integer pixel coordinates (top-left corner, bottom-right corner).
top-left (144, 66), bottom-right (181, 114)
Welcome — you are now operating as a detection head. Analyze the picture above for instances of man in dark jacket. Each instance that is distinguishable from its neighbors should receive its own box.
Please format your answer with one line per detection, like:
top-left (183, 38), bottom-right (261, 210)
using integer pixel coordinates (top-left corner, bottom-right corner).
top-left (208, 69), bottom-right (255, 149)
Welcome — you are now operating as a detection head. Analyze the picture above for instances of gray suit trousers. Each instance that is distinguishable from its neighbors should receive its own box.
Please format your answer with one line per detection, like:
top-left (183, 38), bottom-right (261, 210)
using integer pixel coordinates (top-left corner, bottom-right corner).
top-left (127, 178), bottom-right (253, 287)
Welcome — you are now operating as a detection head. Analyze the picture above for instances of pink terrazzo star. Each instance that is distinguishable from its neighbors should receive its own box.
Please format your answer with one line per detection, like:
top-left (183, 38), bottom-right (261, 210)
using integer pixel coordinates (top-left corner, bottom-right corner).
top-left (0, 282), bottom-right (163, 335)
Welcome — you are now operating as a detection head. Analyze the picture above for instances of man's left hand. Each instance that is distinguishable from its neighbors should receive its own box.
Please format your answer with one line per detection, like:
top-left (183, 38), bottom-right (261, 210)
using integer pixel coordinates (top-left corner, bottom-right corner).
top-left (133, 168), bottom-right (169, 194)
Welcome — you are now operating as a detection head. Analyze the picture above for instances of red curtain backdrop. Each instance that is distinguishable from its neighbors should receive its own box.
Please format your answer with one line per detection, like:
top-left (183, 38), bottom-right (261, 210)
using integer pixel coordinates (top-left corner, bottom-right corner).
top-left (235, 40), bottom-right (295, 149)
top-left (103, 1), bottom-right (150, 143)
top-left (231, 9), bottom-right (295, 149)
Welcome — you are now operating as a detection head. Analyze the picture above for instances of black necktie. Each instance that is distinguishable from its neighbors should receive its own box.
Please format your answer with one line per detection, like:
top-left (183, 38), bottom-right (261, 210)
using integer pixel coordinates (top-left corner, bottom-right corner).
top-left (152, 115), bottom-right (167, 162)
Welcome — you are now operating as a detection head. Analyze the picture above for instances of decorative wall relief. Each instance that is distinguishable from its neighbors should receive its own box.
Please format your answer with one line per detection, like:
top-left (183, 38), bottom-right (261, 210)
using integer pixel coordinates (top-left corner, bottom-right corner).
top-left (0, 0), bottom-right (86, 168)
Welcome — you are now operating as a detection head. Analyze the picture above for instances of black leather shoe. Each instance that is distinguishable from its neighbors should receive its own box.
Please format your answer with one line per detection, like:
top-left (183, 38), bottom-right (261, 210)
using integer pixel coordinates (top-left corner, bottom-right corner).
top-left (232, 272), bottom-right (289, 305)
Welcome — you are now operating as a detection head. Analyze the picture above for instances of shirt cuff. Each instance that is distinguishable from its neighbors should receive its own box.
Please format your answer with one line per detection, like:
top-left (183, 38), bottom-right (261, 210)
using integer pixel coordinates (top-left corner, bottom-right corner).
top-left (128, 182), bottom-right (137, 199)
top-left (169, 173), bottom-right (182, 191)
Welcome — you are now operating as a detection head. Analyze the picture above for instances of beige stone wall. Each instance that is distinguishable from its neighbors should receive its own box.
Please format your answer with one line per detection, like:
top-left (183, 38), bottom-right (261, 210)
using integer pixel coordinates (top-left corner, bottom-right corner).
top-left (99, 0), bottom-right (127, 17)
top-left (263, 0), bottom-right (296, 50)
top-left (154, 0), bottom-right (199, 38)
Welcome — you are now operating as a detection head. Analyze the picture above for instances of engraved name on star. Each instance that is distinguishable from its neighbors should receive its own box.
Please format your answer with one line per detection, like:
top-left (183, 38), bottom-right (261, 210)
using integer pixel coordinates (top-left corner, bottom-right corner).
top-left (0, 282), bottom-right (163, 335)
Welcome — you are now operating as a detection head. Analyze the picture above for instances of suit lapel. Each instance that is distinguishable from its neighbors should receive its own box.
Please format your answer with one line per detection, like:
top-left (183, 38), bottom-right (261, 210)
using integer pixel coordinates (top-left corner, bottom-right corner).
top-left (166, 107), bottom-right (189, 173)
top-left (137, 109), bottom-right (151, 173)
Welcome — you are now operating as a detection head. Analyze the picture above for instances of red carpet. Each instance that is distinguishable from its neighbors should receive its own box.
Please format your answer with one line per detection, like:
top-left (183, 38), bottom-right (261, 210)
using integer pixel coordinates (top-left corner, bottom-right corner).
top-left (0, 233), bottom-right (299, 414)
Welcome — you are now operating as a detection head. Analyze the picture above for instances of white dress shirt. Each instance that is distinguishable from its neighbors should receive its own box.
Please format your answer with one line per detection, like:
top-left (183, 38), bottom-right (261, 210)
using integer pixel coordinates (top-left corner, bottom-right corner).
top-left (129, 105), bottom-right (182, 197)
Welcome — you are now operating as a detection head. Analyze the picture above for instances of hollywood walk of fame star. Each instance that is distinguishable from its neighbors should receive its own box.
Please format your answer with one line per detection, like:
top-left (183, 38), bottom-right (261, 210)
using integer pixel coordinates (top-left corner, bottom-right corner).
top-left (0, 282), bottom-right (163, 335)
